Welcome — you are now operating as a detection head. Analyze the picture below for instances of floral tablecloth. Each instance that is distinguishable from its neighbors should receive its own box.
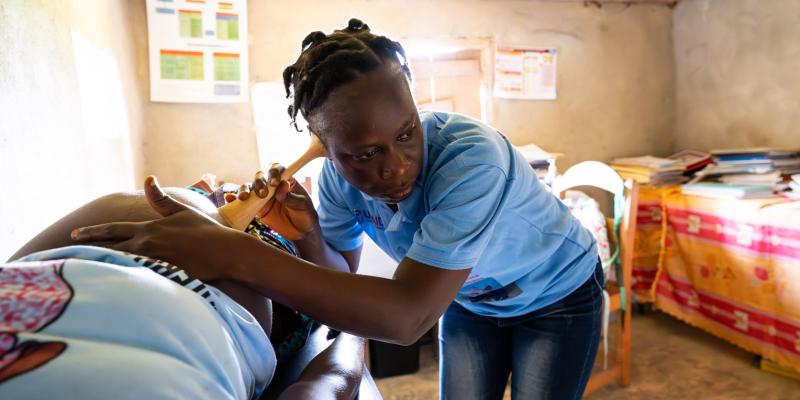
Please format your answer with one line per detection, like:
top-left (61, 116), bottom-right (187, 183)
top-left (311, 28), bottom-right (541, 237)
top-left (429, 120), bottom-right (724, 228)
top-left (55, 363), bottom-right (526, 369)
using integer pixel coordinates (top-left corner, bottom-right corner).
top-left (632, 185), bottom-right (800, 372)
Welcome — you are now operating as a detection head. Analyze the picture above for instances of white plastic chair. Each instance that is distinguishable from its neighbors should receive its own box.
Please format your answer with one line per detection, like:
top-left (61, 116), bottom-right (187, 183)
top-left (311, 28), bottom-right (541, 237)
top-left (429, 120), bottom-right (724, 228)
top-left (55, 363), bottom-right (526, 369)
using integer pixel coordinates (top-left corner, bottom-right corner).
top-left (553, 161), bottom-right (640, 394)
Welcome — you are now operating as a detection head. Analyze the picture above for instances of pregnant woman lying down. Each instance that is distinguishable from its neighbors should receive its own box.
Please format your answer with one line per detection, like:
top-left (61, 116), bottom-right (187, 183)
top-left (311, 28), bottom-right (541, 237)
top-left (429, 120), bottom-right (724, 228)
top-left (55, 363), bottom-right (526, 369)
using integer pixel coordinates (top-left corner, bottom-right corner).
top-left (2, 186), bottom-right (364, 400)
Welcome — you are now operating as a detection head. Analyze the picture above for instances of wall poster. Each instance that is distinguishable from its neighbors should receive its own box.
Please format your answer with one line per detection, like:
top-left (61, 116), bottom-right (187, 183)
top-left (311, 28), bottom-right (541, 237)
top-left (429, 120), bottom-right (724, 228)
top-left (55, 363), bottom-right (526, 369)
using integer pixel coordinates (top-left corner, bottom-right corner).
top-left (494, 47), bottom-right (557, 100)
top-left (146, 0), bottom-right (248, 103)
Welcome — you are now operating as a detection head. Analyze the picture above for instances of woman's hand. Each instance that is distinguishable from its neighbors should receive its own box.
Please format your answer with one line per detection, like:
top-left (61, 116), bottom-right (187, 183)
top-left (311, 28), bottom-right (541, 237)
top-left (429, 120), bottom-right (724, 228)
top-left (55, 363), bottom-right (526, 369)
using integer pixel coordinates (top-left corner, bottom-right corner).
top-left (237, 168), bottom-right (320, 241)
top-left (71, 176), bottom-right (247, 282)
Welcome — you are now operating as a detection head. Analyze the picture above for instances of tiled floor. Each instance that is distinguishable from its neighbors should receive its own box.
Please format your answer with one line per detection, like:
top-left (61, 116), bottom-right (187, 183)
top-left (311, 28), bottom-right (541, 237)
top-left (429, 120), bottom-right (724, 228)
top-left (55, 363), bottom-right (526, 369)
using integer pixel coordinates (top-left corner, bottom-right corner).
top-left (375, 311), bottom-right (800, 399)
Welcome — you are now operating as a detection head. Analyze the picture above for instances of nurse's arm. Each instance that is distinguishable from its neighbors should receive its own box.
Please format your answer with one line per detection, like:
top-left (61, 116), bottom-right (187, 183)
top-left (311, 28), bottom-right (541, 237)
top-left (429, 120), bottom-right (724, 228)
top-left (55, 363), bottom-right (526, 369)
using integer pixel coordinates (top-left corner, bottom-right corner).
top-left (293, 226), bottom-right (362, 274)
top-left (228, 233), bottom-right (470, 346)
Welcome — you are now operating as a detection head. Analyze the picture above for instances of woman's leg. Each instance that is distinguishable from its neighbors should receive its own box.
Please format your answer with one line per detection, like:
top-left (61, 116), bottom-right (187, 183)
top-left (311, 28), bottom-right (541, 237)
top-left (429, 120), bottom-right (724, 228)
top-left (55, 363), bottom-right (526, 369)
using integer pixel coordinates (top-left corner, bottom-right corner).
top-left (509, 262), bottom-right (604, 400)
top-left (439, 302), bottom-right (512, 400)
top-left (277, 332), bottom-right (366, 400)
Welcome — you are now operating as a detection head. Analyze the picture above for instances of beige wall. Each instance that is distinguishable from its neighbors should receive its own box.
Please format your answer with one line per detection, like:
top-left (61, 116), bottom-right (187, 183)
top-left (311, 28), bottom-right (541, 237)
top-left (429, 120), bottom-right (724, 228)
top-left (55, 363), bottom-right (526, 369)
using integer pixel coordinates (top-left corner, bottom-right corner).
top-left (0, 0), bottom-right (144, 260)
top-left (5, 0), bottom-right (797, 261)
top-left (673, 0), bottom-right (800, 151)
top-left (137, 0), bottom-right (675, 185)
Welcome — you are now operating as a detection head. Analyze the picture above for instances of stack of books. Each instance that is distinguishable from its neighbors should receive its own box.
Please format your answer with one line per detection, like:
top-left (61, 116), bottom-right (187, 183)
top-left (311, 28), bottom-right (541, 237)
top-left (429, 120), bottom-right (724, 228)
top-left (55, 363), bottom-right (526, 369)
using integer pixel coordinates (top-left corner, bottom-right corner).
top-left (688, 148), bottom-right (800, 188)
top-left (712, 148), bottom-right (800, 172)
top-left (610, 156), bottom-right (687, 185)
top-left (714, 147), bottom-right (800, 174)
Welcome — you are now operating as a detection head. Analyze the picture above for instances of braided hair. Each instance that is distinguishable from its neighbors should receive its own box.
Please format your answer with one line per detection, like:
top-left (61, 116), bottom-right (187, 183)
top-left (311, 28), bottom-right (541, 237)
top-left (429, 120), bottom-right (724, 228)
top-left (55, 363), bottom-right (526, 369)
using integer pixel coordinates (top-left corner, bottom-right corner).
top-left (282, 18), bottom-right (413, 131)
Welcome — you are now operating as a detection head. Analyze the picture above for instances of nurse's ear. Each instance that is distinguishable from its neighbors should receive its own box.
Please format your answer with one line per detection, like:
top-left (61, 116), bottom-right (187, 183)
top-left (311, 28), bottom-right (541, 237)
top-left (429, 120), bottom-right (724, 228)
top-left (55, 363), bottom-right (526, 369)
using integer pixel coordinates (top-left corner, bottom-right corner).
top-left (310, 132), bottom-right (332, 160)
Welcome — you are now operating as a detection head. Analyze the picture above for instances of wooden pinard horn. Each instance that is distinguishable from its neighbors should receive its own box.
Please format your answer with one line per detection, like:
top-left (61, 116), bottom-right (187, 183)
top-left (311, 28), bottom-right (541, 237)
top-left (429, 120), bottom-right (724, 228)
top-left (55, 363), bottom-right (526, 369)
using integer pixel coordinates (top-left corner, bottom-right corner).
top-left (219, 135), bottom-right (327, 230)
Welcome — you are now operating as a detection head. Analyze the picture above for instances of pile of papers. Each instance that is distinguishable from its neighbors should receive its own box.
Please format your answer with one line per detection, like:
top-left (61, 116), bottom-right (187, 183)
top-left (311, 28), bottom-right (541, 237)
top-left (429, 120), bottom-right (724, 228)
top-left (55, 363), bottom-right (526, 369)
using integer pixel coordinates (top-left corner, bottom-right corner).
top-left (668, 150), bottom-right (713, 174)
top-left (610, 155), bottom-right (687, 185)
top-left (787, 174), bottom-right (800, 200)
top-left (515, 143), bottom-right (558, 186)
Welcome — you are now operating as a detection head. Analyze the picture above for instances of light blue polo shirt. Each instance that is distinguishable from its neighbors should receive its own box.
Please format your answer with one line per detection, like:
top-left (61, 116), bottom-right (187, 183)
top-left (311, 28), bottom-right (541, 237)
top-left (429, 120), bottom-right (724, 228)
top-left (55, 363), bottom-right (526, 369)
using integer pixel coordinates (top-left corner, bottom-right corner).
top-left (317, 111), bottom-right (597, 317)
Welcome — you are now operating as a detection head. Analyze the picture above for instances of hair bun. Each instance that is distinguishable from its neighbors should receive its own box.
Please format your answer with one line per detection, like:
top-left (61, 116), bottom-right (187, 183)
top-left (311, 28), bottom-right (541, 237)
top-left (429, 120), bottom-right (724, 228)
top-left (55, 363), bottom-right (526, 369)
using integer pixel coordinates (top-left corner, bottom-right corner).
top-left (301, 31), bottom-right (327, 50)
top-left (346, 18), bottom-right (369, 32)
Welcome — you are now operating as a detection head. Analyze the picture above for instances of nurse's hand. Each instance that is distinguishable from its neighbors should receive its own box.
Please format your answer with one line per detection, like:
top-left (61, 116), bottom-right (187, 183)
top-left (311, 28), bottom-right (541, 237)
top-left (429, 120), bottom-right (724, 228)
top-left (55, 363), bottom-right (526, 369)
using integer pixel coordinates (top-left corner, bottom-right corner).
top-left (237, 168), bottom-right (319, 241)
top-left (70, 176), bottom-right (245, 282)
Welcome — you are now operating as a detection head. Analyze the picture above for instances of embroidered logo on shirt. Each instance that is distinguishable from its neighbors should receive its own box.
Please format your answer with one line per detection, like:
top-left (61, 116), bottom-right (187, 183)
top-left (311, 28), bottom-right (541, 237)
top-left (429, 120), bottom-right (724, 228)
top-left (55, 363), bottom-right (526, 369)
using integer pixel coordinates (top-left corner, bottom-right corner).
top-left (353, 209), bottom-right (385, 229)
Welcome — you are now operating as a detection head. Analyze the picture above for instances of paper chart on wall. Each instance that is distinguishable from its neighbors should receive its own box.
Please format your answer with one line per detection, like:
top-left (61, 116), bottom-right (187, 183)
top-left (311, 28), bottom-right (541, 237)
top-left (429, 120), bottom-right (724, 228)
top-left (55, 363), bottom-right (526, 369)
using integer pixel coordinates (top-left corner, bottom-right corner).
top-left (146, 0), bottom-right (248, 103)
top-left (494, 47), bottom-right (557, 100)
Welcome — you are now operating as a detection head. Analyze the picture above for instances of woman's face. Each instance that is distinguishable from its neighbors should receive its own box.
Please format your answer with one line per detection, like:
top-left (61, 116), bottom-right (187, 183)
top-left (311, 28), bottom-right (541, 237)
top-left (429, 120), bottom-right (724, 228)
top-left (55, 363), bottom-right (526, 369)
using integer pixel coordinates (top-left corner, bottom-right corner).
top-left (307, 63), bottom-right (423, 204)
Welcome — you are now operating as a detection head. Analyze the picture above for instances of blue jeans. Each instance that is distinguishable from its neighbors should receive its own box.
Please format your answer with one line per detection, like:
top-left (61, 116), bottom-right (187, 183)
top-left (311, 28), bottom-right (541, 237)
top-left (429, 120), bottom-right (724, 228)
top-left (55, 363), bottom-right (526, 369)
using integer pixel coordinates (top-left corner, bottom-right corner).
top-left (439, 262), bottom-right (603, 400)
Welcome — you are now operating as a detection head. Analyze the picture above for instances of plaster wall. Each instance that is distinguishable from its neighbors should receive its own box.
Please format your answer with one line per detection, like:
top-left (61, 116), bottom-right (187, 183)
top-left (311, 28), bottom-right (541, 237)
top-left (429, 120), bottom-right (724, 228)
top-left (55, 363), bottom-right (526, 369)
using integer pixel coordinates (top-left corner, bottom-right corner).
top-left (673, 0), bottom-right (800, 151)
top-left (0, 0), bottom-right (144, 260)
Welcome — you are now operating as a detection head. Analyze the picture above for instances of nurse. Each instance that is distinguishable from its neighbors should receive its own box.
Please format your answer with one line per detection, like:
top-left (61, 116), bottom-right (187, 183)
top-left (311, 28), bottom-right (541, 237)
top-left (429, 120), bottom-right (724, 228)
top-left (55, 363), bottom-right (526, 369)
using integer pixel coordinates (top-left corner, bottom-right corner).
top-left (74, 18), bottom-right (604, 399)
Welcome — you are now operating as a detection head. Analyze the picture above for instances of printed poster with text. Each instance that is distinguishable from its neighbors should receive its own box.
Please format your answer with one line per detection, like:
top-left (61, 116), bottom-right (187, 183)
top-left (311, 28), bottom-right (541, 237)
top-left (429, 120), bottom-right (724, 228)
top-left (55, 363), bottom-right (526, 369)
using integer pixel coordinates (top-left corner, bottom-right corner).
top-left (494, 47), bottom-right (557, 100)
top-left (146, 0), bottom-right (248, 103)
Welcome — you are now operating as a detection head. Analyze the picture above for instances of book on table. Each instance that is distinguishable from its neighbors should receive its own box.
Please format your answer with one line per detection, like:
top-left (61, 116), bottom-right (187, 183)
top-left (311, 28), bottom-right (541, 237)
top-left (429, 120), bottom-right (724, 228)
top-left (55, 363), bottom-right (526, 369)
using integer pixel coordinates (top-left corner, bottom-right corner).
top-left (681, 182), bottom-right (776, 200)
top-left (668, 149), bottom-right (713, 172)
